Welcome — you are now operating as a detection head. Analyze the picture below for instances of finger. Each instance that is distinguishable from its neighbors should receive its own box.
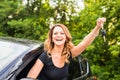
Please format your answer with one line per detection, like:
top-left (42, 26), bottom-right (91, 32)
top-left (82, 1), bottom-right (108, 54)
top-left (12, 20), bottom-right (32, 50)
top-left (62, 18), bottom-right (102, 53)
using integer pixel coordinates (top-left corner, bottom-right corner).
top-left (97, 18), bottom-right (101, 23)
top-left (97, 18), bottom-right (106, 28)
top-left (101, 18), bottom-right (106, 22)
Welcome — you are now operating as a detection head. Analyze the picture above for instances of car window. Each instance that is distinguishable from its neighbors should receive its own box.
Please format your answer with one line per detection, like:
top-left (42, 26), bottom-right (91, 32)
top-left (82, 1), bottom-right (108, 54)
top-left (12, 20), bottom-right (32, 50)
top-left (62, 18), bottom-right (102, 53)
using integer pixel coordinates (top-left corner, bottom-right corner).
top-left (0, 41), bottom-right (29, 71)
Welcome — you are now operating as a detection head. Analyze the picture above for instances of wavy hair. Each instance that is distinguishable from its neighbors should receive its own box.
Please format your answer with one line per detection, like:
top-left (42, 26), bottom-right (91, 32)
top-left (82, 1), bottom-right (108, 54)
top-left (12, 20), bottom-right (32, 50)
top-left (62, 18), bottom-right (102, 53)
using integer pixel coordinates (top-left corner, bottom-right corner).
top-left (44, 23), bottom-right (74, 63)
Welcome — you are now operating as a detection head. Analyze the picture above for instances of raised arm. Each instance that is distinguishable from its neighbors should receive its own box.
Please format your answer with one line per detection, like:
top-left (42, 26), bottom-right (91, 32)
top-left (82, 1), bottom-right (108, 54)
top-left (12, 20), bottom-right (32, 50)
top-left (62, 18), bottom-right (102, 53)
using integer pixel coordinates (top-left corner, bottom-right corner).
top-left (71, 18), bottom-right (106, 58)
top-left (27, 59), bottom-right (44, 79)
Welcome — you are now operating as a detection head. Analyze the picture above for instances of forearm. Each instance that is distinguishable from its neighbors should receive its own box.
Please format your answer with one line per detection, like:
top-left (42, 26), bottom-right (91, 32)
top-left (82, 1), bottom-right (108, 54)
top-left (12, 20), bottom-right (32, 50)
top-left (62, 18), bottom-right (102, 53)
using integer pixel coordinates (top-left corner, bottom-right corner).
top-left (82, 25), bottom-right (100, 46)
top-left (81, 17), bottom-right (106, 47)
top-left (71, 26), bottom-right (101, 57)
top-left (27, 59), bottom-right (43, 79)
top-left (27, 67), bottom-right (39, 79)
top-left (71, 18), bottom-right (106, 57)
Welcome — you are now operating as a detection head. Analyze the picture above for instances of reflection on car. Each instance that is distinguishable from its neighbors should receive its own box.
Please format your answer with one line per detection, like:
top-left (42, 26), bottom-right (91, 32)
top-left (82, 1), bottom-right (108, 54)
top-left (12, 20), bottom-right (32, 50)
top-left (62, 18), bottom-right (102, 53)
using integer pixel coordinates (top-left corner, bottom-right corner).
top-left (0, 37), bottom-right (92, 80)
top-left (0, 37), bottom-right (44, 80)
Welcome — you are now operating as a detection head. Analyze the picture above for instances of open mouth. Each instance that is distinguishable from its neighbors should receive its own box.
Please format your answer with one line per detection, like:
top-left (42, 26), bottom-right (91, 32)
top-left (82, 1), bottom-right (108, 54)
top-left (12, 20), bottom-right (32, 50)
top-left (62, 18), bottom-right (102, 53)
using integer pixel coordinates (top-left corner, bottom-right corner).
top-left (56, 39), bottom-right (62, 41)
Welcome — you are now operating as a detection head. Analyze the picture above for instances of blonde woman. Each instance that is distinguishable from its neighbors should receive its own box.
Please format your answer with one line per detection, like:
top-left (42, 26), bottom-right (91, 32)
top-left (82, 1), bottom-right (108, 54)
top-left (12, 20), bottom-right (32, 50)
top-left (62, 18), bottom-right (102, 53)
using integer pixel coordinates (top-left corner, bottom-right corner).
top-left (27, 18), bottom-right (106, 80)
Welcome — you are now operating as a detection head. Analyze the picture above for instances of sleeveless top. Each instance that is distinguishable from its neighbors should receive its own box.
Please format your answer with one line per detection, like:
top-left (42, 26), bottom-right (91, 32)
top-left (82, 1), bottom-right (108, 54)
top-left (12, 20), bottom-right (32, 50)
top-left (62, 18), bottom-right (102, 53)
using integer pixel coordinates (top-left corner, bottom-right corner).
top-left (37, 51), bottom-right (72, 80)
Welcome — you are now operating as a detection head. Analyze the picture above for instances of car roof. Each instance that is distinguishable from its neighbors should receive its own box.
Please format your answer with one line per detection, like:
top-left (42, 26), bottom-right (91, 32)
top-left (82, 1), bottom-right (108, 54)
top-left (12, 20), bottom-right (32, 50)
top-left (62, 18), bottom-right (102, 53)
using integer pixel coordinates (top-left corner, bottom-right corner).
top-left (0, 36), bottom-right (42, 47)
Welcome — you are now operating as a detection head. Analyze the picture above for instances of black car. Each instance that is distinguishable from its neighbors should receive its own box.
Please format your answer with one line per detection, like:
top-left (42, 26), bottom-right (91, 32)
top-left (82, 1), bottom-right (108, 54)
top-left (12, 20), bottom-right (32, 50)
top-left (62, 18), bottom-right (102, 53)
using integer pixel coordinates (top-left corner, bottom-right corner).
top-left (0, 37), bottom-right (92, 80)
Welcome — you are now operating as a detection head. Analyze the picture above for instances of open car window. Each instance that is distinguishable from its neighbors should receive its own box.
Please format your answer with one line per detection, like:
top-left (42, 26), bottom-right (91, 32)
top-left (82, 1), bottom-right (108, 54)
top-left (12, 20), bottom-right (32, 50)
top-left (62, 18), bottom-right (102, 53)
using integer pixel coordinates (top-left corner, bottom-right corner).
top-left (13, 46), bottom-right (44, 80)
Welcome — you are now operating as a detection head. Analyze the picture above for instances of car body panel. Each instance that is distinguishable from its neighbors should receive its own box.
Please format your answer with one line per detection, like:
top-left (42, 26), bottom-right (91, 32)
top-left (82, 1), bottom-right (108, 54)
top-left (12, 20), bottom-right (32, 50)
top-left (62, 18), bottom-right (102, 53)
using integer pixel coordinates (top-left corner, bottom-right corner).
top-left (0, 37), bottom-right (43, 80)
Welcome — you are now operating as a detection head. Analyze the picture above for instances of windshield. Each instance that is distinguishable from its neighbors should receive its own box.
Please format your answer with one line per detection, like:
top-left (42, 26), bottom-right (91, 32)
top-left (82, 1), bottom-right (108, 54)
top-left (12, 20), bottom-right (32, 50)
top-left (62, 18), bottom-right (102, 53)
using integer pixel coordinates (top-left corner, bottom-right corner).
top-left (0, 40), bottom-right (29, 71)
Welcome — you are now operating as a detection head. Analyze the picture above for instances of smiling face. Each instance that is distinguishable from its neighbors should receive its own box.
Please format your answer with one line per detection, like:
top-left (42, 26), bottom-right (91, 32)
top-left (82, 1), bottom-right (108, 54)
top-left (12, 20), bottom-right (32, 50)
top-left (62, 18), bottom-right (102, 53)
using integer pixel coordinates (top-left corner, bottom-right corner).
top-left (52, 26), bottom-right (66, 47)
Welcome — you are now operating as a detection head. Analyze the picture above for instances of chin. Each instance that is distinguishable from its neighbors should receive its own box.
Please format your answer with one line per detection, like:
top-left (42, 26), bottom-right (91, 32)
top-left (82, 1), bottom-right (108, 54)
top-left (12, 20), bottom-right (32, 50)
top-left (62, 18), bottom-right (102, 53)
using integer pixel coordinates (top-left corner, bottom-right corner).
top-left (55, 43), bottom-right (64, 46)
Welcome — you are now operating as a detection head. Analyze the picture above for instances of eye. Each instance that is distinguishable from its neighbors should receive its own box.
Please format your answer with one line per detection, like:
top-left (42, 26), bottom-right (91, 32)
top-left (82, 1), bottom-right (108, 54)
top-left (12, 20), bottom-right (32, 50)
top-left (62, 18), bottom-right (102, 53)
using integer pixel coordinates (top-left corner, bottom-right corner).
top-left (53, 32), bottom-right (57, 35)
top-left (61, 32), bottom-right (65, 35)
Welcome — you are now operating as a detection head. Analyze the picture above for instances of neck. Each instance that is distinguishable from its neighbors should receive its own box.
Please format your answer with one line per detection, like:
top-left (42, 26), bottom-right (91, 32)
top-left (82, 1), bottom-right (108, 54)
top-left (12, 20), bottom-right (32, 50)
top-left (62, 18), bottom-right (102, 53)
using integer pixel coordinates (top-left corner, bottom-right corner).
top-left (52, 45), bottom-right (64, 55)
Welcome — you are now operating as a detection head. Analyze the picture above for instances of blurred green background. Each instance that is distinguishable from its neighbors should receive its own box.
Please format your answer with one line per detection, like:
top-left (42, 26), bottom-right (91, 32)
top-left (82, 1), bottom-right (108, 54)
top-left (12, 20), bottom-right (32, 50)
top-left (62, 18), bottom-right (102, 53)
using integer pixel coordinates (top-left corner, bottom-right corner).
top-left (0, 0), bottom-right (120, 80)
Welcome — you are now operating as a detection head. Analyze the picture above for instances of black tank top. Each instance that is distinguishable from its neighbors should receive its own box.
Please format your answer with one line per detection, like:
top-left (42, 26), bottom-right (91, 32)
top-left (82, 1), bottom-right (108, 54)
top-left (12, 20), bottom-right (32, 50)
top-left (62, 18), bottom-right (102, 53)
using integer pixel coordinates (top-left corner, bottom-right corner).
top-left (38, 51), bottom-right (71, 80)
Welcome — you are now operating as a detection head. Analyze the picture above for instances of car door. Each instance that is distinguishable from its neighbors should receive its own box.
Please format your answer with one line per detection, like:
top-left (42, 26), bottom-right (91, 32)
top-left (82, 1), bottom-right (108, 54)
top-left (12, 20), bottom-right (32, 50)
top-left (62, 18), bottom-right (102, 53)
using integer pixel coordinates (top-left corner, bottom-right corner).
top-left (8, 45), bottom-right (44, 80)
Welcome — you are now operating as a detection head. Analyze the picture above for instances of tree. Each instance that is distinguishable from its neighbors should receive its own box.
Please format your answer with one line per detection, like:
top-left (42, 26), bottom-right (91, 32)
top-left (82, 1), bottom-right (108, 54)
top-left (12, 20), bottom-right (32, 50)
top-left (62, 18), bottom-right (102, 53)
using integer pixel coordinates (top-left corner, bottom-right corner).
top-left (80, 0), bottom-right (120, 79)
top-left (0, 0), bottom-right (18, 36)
top-left (0, 0), bottom-right (120, 79)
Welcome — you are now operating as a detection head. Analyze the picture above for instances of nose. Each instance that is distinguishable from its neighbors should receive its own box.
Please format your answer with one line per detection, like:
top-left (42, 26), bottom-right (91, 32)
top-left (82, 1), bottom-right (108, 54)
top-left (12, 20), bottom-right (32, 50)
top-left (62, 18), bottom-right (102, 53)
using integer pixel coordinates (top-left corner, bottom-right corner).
top-left (57, 33), bottom-right (61, 37)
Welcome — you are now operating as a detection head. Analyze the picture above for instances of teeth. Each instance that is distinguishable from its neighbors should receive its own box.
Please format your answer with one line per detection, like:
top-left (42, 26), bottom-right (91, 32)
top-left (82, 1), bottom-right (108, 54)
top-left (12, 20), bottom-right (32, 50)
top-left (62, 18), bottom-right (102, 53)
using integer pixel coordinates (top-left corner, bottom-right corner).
top-left (57, 40), bottom-right (61, 41)
top-left (56, 39), bottom-right (62, 41)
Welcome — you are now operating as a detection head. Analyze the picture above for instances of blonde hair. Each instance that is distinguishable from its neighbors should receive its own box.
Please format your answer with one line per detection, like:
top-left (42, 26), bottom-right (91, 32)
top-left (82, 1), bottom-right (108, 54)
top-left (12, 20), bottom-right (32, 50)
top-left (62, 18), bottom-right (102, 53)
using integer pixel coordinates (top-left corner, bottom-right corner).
top-left (44, 23), bottom-right (74, 63)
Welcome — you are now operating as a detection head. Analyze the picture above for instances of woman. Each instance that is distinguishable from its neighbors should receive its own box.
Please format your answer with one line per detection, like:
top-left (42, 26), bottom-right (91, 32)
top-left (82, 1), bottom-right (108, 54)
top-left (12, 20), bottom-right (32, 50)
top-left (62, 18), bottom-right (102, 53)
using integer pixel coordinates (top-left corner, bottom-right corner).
top-left (26, 18), bottom-right (106, 80)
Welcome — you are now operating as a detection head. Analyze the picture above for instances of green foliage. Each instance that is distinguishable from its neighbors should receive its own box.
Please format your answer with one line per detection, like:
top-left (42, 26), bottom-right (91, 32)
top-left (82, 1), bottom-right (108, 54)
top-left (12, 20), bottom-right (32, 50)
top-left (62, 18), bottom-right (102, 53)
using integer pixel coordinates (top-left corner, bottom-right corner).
top-left (0, 0), bottom-right (18, 36)
top-left (0, 0), bottom-right (120, 79)
top-left (76, 0), bottom-right (120, 80)
top-left (91, 56), bottom-right (120, 80)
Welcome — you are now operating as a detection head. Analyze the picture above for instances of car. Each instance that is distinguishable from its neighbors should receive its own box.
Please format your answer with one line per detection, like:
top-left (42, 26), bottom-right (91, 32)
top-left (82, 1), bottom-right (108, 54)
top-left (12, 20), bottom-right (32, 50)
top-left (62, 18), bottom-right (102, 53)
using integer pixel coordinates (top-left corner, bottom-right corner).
top-left (0, 37), bottom-right (92, 80)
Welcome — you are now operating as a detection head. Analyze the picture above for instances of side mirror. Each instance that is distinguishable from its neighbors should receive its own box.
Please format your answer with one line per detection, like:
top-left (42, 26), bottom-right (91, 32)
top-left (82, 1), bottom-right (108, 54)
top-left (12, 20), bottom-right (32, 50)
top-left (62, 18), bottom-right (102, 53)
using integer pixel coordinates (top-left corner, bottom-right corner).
top-left (73, 55), bottom-right (92, 80)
